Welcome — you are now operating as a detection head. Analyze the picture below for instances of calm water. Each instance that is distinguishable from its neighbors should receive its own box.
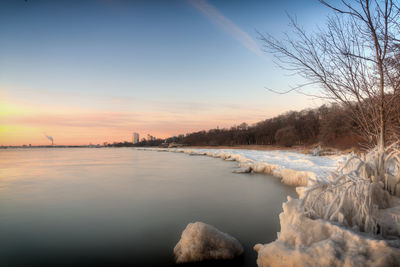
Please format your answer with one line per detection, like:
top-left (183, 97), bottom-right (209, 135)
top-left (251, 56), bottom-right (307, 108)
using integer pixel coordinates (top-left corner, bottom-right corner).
top-left (0, 148), bottom-right (295, 267)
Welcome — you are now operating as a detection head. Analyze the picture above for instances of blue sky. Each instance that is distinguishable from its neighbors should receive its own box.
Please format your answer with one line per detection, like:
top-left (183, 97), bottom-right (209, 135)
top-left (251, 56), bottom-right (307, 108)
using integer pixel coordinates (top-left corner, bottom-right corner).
top-left (0, 0), bottom-right (331, 145)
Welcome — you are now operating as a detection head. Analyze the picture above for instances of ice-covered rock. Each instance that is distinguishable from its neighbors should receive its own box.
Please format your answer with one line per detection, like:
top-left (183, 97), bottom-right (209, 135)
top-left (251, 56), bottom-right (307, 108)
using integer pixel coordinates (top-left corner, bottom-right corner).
top-left (232, 166), bottom-right (252, 173)
top-left (310, 145), bottom-right (323, 156)
top-left (174, 222), bottom-right (244, 263)
top-left (254, 197), bottom-right (400, 267)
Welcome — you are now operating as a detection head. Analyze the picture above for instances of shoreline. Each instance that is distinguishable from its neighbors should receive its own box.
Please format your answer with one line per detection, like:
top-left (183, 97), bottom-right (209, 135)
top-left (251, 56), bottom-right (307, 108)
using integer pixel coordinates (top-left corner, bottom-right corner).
top-left (178, 144), bottom-right (353, 156)
top-left (137, 147), bottom-right (344, 187)
top-left (185, 145), bottom-right (301, 151)
top-left (139, 147), bottom-right (400, 266)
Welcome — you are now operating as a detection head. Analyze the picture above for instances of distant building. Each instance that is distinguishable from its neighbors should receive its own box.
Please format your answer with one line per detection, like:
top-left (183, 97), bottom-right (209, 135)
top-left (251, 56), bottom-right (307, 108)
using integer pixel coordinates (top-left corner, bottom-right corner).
top-left (132, 132), bottom-right (140, 144)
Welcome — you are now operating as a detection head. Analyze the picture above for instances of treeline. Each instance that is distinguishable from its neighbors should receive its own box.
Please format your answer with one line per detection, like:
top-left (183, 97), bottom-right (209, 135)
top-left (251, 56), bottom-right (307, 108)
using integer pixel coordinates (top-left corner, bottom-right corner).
top-left (110, 139), bottom-right (164, 147)
top-left (175, 104), bottom-right (361, 149)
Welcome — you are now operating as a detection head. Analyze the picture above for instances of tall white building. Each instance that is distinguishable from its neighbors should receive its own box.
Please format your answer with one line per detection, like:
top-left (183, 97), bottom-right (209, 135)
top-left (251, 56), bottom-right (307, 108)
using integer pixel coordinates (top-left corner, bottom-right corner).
top-left (132, 132), bottom-right (140, 144)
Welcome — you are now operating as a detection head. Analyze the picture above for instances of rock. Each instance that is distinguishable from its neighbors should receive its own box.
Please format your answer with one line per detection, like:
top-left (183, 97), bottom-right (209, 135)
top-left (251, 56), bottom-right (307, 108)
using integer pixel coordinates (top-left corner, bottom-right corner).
top-left (310, 145), bottom-right (322, 156)
top-left (232, 166), bottom-right (252, 173)
top-left (174, 222), bottom-right (244, 263)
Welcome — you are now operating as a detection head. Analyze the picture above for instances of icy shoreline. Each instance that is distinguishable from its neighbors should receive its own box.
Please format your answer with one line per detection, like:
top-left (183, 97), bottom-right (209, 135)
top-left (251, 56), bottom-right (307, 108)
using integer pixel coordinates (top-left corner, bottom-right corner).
top-left (136, 147), bottom-right (346, 186)
top-left (138, 147), bottom-right (400, 266)
top-left (254, 197), bottom-right (400, 267)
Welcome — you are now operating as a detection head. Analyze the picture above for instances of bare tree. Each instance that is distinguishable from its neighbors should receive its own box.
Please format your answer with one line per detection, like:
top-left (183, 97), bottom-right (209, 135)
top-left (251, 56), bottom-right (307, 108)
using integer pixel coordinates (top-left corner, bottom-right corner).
top-left (260, 0), bottom-right (400, 177)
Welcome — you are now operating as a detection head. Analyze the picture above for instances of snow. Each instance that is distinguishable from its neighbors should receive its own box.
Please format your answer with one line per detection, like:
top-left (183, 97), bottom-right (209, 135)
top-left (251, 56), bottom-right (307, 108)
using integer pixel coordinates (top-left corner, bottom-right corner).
top-left (137, 147), bottom-right (345, 186)
top-left (254, 197), bottom-right (400, 267)
top-left (173, 221), bottom-right (243, 263)
top-left (254, 146), bottom-right (400, 266)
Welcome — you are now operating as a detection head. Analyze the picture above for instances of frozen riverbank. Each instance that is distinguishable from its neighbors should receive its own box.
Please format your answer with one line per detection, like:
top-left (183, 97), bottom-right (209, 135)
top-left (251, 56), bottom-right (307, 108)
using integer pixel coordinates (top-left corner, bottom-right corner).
top-left (137, 147), bottom-right (346, 186)
top-left (139, 147), bottom-right (400, 266)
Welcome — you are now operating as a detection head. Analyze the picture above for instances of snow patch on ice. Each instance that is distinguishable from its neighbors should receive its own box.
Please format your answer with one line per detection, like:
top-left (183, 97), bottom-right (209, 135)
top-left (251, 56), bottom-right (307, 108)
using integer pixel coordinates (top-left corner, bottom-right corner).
top-left (174, 221), bottom-right (243, 263)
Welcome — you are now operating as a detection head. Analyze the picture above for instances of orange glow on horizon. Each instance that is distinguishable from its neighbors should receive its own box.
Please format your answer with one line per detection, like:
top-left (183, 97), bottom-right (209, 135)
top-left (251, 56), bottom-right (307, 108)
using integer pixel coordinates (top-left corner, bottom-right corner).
top-left (0, 99), bottom-right (274, 146)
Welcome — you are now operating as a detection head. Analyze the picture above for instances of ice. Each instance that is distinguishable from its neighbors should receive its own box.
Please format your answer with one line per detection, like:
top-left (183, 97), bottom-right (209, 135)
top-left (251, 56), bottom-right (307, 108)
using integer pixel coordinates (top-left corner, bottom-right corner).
top-left (137, 147), bottom-right (345, 187)
top-left (173, 221), bottom-right (243, 263)
top-left (254, 145), bottom-right (400, 266)
top-left (299, 145), bottom-right (400, 235)
top-left (254, 197), bottom-right (400, 267)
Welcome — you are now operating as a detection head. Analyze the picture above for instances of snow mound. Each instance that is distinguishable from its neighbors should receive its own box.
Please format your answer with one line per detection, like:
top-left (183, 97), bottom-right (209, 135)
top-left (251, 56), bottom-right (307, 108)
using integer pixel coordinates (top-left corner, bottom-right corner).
top-left (137, 147), bottom-right (344, 187)
top-left (254, 197), bottom-right (400, 267)
top-left (174, 221), bottom-right (244, 263)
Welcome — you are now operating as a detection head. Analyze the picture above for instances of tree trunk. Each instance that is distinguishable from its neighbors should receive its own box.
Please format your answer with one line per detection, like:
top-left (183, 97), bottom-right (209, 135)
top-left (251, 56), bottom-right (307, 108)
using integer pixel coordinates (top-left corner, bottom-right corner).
top-left (378, 61), bottom-right (386, 179)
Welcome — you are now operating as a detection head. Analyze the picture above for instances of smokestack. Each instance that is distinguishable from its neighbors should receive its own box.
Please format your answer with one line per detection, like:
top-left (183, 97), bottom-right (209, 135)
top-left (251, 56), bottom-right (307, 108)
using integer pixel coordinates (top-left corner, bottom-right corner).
top-left (44, 133), bottom-right (54, 146)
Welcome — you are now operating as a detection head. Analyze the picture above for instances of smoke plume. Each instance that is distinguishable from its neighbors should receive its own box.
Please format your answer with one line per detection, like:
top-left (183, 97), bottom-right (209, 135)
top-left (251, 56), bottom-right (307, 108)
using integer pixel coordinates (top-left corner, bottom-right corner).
top-left (43, 133), bottom-right (54, 144)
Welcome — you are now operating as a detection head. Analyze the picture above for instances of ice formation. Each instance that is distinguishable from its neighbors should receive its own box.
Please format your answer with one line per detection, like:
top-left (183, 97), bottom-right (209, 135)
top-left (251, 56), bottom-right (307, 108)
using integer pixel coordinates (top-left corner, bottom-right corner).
top-left (137, 147), bottom-right (344, 187)
top-left (300, 145), bottom-right (400, 235)
top-left (254, 197), bottom-right (400, 267)
top-left (173, 222), bottom-right (244, 263)
top-left (255, 145), bottom-right (400, 266)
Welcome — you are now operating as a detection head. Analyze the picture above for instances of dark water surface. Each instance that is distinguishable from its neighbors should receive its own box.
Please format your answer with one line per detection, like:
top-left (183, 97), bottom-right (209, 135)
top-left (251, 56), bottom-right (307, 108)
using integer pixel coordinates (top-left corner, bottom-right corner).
top-left (0, 148), bottom-right (296, 267)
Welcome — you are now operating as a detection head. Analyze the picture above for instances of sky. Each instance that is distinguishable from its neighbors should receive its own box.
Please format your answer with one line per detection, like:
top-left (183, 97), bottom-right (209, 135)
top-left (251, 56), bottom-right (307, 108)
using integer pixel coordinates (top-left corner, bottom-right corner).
top-left (0, 0), bottom-right (331, 146)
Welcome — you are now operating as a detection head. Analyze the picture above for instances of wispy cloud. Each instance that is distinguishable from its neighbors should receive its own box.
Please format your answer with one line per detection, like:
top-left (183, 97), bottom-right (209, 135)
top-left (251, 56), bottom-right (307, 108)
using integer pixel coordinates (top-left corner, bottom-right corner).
top-left (188, 0), bottom-right (263, 57)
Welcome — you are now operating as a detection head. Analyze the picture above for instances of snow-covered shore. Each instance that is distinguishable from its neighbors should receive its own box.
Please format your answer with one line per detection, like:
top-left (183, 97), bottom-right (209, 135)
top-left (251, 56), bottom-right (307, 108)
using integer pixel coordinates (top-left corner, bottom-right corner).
top-left (138, 147), bottom-right (400, 266)
top-left (136, 147), bottom-right (346, 186)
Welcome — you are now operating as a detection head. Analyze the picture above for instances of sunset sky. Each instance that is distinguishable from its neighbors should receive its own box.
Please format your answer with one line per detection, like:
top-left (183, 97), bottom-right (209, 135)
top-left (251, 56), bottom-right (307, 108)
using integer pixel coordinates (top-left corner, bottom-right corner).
top-left (1, 0), bottom-right (330, 146)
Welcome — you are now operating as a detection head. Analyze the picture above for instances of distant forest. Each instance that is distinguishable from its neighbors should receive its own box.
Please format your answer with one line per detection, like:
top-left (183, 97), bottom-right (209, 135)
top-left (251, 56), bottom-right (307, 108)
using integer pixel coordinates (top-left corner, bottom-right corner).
top-left (132, 103), bottom-right (366, 149)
